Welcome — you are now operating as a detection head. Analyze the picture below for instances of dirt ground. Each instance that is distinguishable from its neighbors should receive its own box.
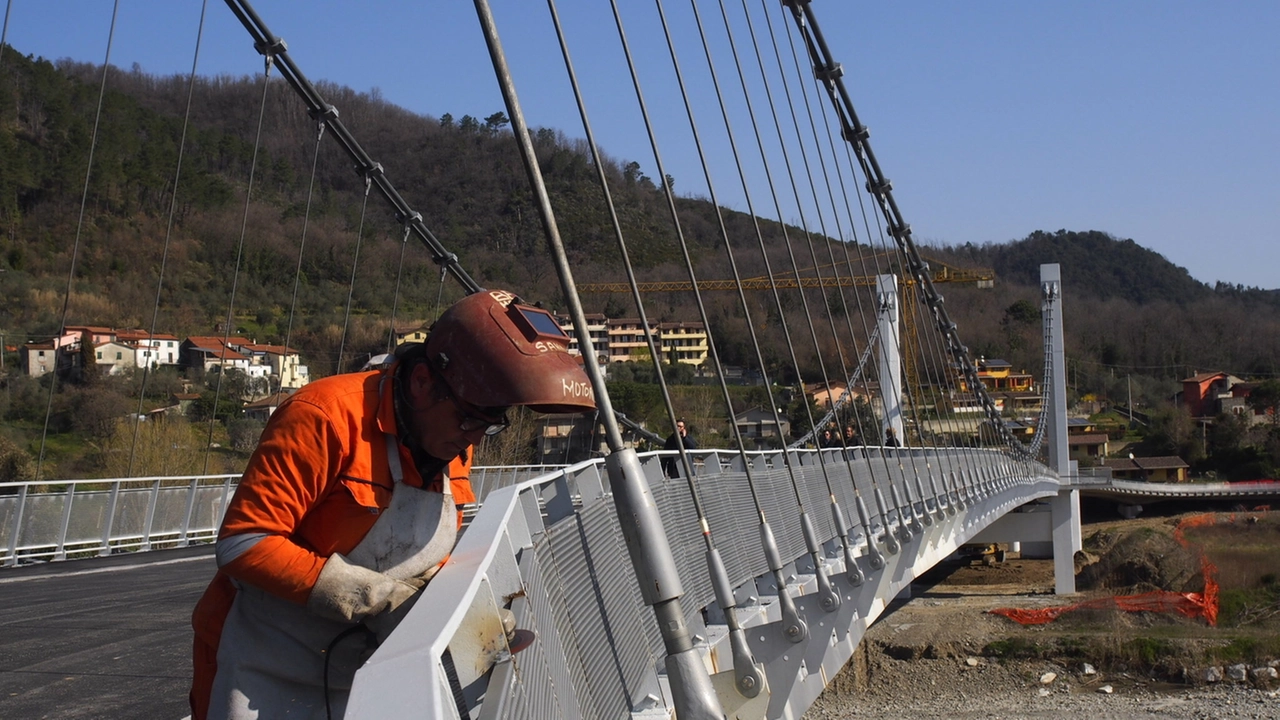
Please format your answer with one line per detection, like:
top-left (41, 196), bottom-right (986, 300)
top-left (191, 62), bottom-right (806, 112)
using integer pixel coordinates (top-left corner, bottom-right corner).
top-left (803, 512), bottom-right (1280, 719)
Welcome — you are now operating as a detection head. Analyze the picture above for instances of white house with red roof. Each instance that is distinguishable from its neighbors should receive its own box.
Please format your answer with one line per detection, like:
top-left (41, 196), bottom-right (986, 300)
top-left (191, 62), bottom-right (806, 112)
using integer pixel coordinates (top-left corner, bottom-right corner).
top-left (115, 330), bottom-right (181, 368)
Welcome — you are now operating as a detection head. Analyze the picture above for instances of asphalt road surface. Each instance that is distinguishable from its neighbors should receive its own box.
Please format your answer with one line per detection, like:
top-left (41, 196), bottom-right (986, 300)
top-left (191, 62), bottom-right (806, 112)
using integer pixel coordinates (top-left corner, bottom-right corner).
top-left (0, 547), bottom-right (216, 720)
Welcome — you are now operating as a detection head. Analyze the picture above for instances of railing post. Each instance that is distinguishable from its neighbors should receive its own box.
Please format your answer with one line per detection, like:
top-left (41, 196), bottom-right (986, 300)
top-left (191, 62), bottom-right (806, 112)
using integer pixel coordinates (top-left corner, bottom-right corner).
top-left (55, 484), bottom-right (75, 561)
top-left (141, 478), bottom-right (162, 551)
top-left (218, 475), bottom-right (234, 526)
top-left (179, 476), bottom-right (200, 547)
top-left (6, 484), bottom-right (29, 566)
top-left (99, 480), bottom-right (122, 557)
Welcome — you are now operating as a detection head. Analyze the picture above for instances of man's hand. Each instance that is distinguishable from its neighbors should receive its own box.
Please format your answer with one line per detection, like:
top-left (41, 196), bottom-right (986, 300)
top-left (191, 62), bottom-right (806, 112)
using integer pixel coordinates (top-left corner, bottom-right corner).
top-left (306, 553), bottom-right (424, 624)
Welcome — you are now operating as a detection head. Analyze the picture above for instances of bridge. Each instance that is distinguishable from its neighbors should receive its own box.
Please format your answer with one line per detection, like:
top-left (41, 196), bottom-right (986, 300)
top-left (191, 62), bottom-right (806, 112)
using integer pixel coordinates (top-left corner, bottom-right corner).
top-left (0, 2), bottom-right (1268, 719)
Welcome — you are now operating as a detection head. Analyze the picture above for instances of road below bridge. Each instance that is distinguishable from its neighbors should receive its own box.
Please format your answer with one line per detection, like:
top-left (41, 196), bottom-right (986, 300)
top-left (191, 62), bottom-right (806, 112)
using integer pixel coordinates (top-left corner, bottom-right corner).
top-left (0, 547), bottom-right (214, 720)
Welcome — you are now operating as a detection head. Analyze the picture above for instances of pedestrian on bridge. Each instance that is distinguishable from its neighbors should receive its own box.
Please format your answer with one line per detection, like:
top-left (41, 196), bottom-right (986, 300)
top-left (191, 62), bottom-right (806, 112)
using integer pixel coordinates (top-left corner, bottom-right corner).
top-left (842, 425), bottom-right (859, 447)
top-left (662, 418), bottom-right (697, 478)
top-left (190, 290), bottom-right (596, 720)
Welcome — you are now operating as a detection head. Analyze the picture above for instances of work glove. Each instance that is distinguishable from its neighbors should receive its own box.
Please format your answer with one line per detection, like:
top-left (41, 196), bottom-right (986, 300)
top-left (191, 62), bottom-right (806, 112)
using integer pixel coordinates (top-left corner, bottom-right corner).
top-left (306, 552), bottom-right (424, 625)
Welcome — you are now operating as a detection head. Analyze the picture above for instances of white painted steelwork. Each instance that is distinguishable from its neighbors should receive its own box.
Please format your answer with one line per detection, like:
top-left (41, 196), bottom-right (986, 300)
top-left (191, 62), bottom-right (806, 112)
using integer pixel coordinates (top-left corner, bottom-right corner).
top-left (349, 447), bottom-right (1061, 719)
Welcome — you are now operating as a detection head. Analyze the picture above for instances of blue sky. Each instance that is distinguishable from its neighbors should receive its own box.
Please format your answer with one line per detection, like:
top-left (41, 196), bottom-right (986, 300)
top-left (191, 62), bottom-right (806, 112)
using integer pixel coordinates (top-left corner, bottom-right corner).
top-left (4, 1), bottom-right (1277, 289)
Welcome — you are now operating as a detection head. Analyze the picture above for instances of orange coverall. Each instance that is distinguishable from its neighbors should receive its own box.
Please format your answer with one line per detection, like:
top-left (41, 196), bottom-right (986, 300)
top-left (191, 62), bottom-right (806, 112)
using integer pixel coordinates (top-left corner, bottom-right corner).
top-left (189, 368), bottom-right (473, 719)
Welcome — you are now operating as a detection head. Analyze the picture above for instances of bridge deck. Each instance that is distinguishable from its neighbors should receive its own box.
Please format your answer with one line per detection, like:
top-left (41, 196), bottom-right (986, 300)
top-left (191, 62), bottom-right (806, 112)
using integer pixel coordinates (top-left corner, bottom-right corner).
top-left (0, 547), bottom-right (212, 720)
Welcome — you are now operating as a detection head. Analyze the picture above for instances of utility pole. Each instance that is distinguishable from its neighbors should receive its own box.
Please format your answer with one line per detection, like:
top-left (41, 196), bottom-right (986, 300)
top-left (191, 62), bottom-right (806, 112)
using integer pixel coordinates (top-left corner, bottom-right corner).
top-left (1127, 375), bottom-right (1133, 427)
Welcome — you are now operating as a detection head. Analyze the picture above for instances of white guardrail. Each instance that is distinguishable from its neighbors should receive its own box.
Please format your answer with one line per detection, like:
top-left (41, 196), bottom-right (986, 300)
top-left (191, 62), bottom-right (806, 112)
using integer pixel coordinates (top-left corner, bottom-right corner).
top-left (0, 465), bottom-right (564, 566)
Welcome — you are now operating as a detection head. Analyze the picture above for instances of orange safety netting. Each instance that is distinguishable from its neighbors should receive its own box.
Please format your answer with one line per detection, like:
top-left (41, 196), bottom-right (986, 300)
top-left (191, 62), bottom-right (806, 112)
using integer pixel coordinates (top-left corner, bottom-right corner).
top-left (990, 513), bottom-right (1224, 626)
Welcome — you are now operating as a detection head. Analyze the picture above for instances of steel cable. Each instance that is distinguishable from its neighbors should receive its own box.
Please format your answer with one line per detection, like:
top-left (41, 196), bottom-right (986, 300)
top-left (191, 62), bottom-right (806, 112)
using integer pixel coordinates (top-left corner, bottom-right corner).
top-left (681, 0), bottom-right (847, 607)
top-left (709, 0), bottom-right (879, 580)
top-left (201, 49), bottom-right (274, 475)
top-left (769, 2), bottom-right (916, 546)
top-left (280, 116), bottom-right (327, 389)
top-left (126, 0), bottom-right (210, 477)
top-left (336, 172), bottom-right (374, 373)
top-left (33, 0), bottom-right (120, 483)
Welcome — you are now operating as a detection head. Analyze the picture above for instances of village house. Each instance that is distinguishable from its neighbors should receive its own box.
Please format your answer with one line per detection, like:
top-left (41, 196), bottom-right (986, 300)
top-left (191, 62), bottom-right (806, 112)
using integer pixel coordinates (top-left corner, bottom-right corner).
top-left (807, 379), bottom-right (870, 409)
top-left (19, 341), bottom-right (65, 378)
top-left (18, 330), bottom-right (81, 378)
top-left (1180, 371), bottom-right (1240, 418)
top-left (1101, 456), bottom-right (1190, 483)
top-left (170, 392), bottom-right (202, 416)
top-left (1068, 433), bottom-right (1110, 461)
top-left (243, 390), bottom-right (295, 423)
top-left (181, 336), bottom-right (252, 375)
top-left (115, 330), bottom-right (181, 368)
top-left (64, 325), bottom-right (116, 347)
top-left (1179, 371), bottom-right (1274, 426)
top-left (243, 343), bottom-right (309, 389)
top-left (93, 341), bottom-right (138, 376)
top-left (735, 407), bottom-right (790, 449)
top-left (655, 322), bottom-right (708, 366)
top-left (557, 313), bottom-right (609, 360)
top-left (605, 318), bottom-right (655, 363)
top-left (391, 323), bottom-right (429, 346)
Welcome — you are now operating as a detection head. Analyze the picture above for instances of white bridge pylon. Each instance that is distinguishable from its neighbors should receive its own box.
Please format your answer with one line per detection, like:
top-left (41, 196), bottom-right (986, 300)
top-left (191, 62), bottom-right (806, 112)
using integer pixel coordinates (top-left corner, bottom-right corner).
top-left (876, 274), bottom-right (904, 445)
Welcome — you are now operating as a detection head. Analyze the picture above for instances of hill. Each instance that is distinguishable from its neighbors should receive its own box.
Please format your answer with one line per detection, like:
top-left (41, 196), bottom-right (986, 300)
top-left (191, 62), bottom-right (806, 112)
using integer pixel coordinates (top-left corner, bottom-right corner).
top-left (944, 229), bottom-right (1215, 305)
top-left (1, 47), bottom-right (872, 381)
top-left (2, 48), bottom-right (1279, 428)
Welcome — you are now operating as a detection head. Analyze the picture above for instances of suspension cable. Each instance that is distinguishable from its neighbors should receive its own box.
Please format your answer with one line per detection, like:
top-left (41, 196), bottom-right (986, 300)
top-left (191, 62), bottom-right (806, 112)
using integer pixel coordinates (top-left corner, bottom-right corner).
top-left (222, 0), bottom-right (481, 295)
top-left (385, 223), bottom-right (413, 354)
top-left (0, 0), bottom-right (12, 73)
top-left (714, 0), bottom-right (878, 580)
top-left (33, 0), bottom-right (120, 483)
top-left (336, 170), bottom-right (375, 373)
top-left (685, 0), bottom-right (846, 608)
top-left (766, 2), bottom-right (910, 546)
top-left (201, 49), bottom-right (273, 475)
top-left (542, 0), bottom-right (768, 693)
top-left (280, 115), bottom-right (327, 391)
top-left (127, 0), bottom-right (209, 477)
top-left (757, 0), bottom-right (911, 556)
top-left (544, 0), bottom-right (705, 506)
top-left (783, 1), bottom-right (1030, 510)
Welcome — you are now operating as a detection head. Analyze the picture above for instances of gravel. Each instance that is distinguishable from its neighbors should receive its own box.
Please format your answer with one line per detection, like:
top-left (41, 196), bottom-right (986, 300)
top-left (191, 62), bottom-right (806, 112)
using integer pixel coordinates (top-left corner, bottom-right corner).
top-left (801, 553), bottom-right (1280, 720)
top-left (806, 679), bottom-right (1280, 719)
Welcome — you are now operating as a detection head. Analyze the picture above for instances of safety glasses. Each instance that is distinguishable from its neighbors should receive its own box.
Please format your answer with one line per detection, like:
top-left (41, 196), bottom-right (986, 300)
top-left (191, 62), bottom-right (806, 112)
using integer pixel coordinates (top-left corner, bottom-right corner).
top-left (444, 385), bottom-right (509, 436)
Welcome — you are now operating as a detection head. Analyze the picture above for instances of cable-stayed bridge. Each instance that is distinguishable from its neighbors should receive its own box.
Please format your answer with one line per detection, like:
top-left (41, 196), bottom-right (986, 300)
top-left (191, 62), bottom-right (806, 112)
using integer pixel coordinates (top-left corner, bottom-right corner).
top-left (5, 2), bottom-right (1272, 718)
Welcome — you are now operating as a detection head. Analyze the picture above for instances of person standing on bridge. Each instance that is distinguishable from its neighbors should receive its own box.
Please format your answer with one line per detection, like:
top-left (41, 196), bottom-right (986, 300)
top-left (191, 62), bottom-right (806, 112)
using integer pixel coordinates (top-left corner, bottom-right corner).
top-left (662, 418), bottom-right (697, 478)
top-left (842, 425), bottom-right (858, 447)
top-left (190, 290), bottom-right (595, 720)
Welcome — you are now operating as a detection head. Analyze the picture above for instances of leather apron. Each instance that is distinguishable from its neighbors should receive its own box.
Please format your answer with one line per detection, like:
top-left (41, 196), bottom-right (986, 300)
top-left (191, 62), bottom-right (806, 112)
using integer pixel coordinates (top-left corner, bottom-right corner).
top-left (207, 430), bottom-right (457, 720)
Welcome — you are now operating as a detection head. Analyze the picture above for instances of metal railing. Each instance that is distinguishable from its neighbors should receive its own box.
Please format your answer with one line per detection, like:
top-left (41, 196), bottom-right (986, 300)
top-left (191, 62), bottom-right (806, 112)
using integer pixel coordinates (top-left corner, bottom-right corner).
top-left (349, 447), bottom-right (1061, 719)
top-left (0, 474), bottom-right (240, 565)
top-left (0, 464), bottom-right (565, 567)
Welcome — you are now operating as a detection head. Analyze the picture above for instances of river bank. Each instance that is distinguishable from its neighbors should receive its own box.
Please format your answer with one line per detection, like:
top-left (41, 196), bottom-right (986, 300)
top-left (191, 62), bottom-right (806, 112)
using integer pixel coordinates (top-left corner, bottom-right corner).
top-left (804, 512), bottom-right (1280, 719)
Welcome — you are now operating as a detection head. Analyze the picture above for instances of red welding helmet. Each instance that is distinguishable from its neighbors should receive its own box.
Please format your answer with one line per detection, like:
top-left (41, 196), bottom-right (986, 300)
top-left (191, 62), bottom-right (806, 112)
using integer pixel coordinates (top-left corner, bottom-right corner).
top-left (423, 289), bottom-right (595, 414)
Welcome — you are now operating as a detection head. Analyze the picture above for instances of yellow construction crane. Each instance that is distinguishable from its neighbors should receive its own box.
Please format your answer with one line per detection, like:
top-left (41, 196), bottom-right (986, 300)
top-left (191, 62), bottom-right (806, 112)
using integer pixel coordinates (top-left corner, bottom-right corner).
top-left (575, 258), bottom-right (994, 294)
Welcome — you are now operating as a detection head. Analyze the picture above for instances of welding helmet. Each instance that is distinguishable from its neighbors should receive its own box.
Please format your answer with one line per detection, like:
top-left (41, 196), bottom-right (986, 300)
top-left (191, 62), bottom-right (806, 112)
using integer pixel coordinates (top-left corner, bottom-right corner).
top-left (421, 289), bottom-right (595, 414)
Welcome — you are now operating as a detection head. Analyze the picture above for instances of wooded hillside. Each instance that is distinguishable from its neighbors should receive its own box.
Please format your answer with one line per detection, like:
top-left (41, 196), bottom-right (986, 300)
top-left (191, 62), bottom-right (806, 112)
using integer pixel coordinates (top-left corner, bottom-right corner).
top-left (2, 47), bottom-right (1278, 478)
